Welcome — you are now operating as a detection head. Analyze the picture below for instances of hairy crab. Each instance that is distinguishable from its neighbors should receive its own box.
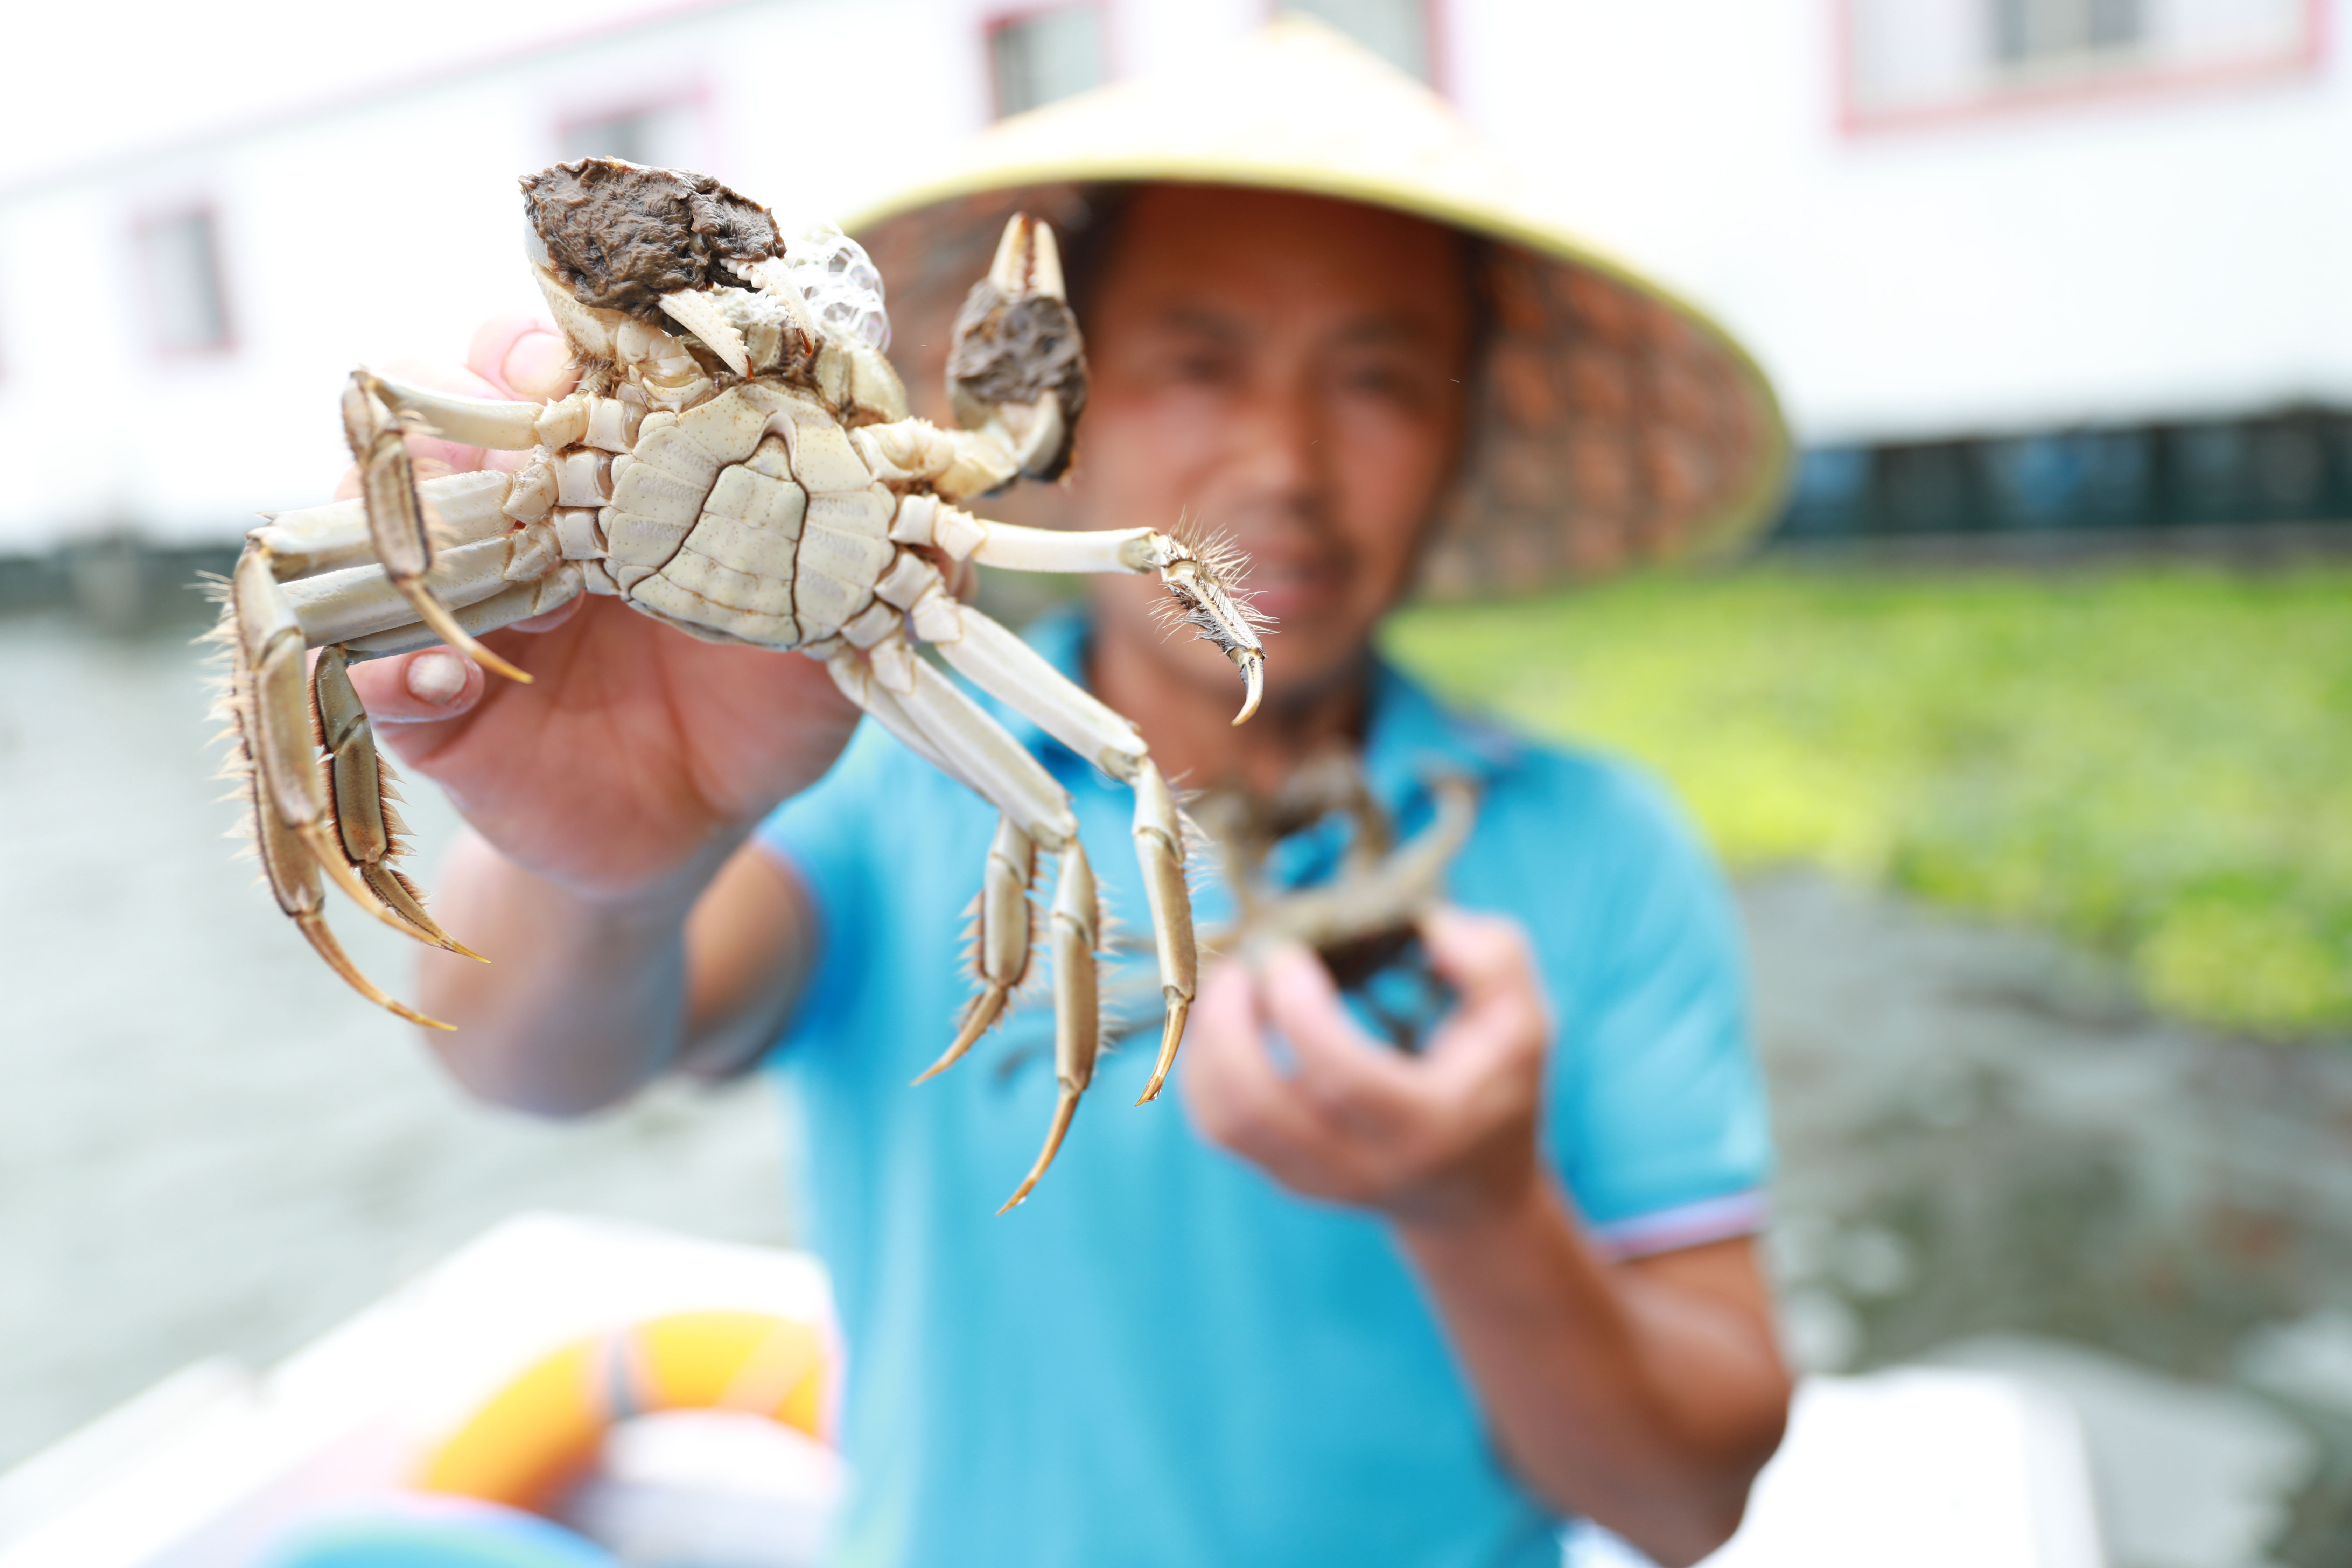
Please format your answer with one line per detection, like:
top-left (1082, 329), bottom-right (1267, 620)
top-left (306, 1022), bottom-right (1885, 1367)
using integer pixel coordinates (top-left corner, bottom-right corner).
top-left (1193, 753), bottom-right (1478, 1050)
top-left (214, 159), bottom-right (1265, 1209)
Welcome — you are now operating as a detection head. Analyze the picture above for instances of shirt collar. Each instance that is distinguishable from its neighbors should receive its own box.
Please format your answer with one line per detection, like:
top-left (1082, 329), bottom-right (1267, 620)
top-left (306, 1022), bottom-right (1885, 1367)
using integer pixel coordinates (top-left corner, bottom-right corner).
top-left (1011, 605), bottom-right (1522, 806)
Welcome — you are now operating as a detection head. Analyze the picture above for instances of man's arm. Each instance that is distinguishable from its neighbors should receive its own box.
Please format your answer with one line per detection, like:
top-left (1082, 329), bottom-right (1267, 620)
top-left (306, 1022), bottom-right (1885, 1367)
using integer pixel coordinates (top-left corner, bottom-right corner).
top-left (408, 826), bottom-right (817, 1114)
top-left (1182, 911), bottom-right (1790, 1567)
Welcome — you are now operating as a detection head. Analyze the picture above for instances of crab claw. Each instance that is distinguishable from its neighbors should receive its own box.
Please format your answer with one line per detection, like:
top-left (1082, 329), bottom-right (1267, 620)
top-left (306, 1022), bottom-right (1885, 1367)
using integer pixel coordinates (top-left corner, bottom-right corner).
top-left (946, 214), bottom-right (1088, 483)
top-left (1135, 532), bottom-right (1267, 725)
top-left (658, 288), bottom-right (754, 377)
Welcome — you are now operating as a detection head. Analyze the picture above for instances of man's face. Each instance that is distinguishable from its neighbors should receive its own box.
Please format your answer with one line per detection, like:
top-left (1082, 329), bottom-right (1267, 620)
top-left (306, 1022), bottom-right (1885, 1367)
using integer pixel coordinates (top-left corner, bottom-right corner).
top-left (1075, 186), bottom-right (1473, 708)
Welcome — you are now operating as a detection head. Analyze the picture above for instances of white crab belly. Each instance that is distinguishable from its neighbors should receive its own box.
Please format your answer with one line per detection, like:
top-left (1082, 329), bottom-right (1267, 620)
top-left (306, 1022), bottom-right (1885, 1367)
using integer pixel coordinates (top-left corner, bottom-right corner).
top-left (595, 382), bottom-right (898, 649)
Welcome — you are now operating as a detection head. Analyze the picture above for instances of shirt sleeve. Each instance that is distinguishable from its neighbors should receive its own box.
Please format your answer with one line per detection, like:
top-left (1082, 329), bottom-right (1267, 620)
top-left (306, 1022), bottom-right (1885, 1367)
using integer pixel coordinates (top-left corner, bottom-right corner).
top-left (1533, 760), bottom-right (1774, 1255)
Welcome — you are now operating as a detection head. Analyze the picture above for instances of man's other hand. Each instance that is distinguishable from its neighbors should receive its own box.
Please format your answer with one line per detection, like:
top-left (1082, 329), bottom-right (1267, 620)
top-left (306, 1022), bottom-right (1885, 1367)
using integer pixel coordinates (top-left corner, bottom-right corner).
top-left (1182, 908), bottom-right (1552, 1223)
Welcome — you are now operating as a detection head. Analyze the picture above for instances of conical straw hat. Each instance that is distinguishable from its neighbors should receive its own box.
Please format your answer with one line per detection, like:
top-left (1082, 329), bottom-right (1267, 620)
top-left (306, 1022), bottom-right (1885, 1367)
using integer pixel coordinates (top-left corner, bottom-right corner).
top-left (848, 17), bottom-right (1790, 597)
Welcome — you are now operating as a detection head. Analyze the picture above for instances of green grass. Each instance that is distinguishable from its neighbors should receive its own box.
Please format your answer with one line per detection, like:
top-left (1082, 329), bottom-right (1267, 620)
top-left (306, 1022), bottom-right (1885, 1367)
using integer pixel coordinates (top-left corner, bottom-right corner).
top-left (1385, 564), bottom-right (2352, 1039)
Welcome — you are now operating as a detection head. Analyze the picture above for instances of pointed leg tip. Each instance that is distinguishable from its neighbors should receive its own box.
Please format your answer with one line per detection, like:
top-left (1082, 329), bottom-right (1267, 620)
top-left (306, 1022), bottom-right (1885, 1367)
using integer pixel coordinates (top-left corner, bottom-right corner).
top-left (1136, 1000), bottom-right (1188, 1105)
top-left (397, 582), bottom-right (532, 683)
top-left (994, 1185), bottom-right (1035, 1217)
top-left (1230, 655), bottom-right (1264, 726)
top-left (997, 1088), bottom-right (1079, 1213)
top-left (915, 987), bottom-right (1006, 1084)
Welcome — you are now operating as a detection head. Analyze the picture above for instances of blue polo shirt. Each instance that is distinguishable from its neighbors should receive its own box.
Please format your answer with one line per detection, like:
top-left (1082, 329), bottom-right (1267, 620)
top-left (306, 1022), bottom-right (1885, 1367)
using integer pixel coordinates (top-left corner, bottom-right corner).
top-left (756, 610), bottom-right (1771, 1568)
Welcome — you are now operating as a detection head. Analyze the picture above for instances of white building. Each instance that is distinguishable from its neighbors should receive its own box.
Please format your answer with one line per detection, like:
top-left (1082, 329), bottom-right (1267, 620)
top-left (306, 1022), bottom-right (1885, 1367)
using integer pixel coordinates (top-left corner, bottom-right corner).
top-left (1, 0), bottom-right (2343, 556)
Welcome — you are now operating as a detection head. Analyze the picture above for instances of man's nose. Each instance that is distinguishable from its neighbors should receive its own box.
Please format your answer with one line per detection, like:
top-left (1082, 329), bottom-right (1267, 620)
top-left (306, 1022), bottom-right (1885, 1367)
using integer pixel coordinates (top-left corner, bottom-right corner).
top-left (1231, 374), bottom-right (1332, 507)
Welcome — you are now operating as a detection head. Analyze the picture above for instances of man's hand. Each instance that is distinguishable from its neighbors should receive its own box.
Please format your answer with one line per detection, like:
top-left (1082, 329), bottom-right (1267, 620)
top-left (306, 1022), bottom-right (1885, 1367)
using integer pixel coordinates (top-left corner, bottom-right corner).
top-left (341, 315), bottom-right (860, 906)
top-left (1182, 907), bottom-right (1550, 1224)
top-left (1183, 909), bottom-right (1789, 1564)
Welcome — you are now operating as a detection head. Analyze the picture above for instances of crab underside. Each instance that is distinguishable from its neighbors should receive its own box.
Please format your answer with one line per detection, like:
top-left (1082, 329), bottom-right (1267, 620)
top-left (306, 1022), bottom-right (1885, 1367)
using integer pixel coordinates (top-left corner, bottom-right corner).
top-left (213, 160), bottom-right (1266, 1210)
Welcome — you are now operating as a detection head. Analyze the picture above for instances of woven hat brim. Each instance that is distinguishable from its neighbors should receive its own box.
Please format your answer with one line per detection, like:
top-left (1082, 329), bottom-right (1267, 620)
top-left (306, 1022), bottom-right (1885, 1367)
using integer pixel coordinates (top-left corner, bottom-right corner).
top-left (848, 19), bottom-right (1792, 597)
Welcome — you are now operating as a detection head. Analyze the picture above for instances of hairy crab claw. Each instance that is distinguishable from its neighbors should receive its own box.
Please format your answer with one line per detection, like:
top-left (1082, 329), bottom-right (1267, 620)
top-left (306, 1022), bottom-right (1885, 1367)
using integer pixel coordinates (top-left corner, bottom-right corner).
top-left (217, 158), bottom-right (1270, 1208)
top-left (947, 214), bottom-right (1087, 483)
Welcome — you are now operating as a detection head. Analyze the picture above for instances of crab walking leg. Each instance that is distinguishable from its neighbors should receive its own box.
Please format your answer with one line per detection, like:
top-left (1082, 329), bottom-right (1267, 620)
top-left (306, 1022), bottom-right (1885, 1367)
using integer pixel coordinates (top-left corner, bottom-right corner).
top-left (311, 646), bottom-right (480, 959)
top-left (815, 643), bottom-right (983, 797)
top-left (341, 567), bottom-right (583, 660)
top-left (364, 370), bottom-right (545, 450)
top-left (228, 551), bottom-right (451, 1023)
top-left (839, 636), bottom-right (1111, 1205)
top-left (1128, 758), bottom-right (1196, 1105)
top-left (246, 758), bottom-right (452, 1032)
top-left (341, 370), bottom-right (531, 684)
top-left (912, 816), bottom-right (1038, 1085)
top-left (999, 839), bottom-right (1101, 1214)
top-left (254, 470), bottom-right (519, 580)
top-left (896, 579), bottom-right (1198, 1097)
top-left (893, 498), bottom-right (1266, 724)
top-left (822, 644), bottom-right (1040, 1081)
top-left (823, 639), bottom-right (1077, 1096)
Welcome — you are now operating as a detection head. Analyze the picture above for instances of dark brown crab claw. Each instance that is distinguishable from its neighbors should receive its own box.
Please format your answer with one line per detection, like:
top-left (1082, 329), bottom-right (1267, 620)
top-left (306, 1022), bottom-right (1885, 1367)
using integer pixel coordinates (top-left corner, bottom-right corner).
top-left (946, 214), bottom-right (1089, 483)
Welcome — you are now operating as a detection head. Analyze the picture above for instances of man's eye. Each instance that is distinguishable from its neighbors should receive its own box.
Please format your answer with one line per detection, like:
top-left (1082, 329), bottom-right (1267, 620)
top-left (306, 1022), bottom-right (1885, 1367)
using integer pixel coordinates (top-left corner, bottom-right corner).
top-left (1169, 351), bottom-right (1237, 385)
top-left (1339, 362), bottom-right (1426, 405)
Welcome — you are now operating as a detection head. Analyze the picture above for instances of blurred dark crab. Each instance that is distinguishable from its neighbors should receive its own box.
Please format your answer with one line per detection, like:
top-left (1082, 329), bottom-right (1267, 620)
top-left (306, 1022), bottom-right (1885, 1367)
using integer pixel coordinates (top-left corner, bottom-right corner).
top-left (1194, 751), bottom-right (1479, 1051)
top-left (211, 158), bottom-right (1265, 1210)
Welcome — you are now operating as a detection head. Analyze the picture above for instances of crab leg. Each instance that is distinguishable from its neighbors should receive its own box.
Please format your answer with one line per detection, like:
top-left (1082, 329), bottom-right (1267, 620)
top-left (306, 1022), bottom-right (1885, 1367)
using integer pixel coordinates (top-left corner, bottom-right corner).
top-left (364, 370), bottom-right (545, 450)
top-left (312, 646), bottom-right (479, 959)
top-left (822, 628), bottom-right (1108, 1206)
top-left (226, 550), bottom-right (451, 1026)
top-left (342, 370), bottom-right (531, 683)
top-left (1127, 758), bottom-right (1195, 1104)
top-left (821, 637), bottom-right (1047, 1086)
top-left (890, 498), bottom-right (1265, 724)
top-left (890, 572), bottom-right (1199, 1100)
top-left (255, 470), bottom-right (518, 579)
top-left (999, 839), bottom-right (1100, 1214)
top-left (341, 568), bottom-right (582, 659)
top-left (912, 815), bottom-right (1037, 1086)
top-left (946, 214), bottom-right (1086, 483)
top-left (247, 756), bottom-right (450, 1032)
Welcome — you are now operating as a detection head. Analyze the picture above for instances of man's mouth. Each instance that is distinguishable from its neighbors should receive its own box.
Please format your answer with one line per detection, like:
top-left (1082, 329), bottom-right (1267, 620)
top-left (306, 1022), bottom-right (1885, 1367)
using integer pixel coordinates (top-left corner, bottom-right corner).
top-left (1236, 556), bottom-right (1339, 622)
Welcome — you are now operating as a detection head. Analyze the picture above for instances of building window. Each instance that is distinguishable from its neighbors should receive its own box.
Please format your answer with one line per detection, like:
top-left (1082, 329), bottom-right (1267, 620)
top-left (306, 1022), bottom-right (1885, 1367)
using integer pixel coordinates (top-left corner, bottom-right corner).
top-left (988, 5), bottom-right (1108, 119)
top-left (560, 98), bottom-right (704, 169)
top-left (1845, 0), bottom-right (2318, 127)
top-left (1773, 412), bottom-right (2352, 540)
top-left (135, 208), bottom-right (232, 355)
top-left (1992, 0), bottom-right (2143, 67)
top-left (1280, 0), bottom-right (1434, 83)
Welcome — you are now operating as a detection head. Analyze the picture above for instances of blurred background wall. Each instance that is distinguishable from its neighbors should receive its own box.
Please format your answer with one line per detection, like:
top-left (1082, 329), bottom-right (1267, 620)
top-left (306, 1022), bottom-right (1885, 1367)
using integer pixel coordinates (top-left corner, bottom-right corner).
top-left (2, 0), bottom-right (2347, 563)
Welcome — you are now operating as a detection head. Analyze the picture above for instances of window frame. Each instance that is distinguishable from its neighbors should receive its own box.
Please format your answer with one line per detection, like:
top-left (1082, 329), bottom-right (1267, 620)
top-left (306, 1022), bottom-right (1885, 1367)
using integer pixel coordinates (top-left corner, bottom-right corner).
top-left (552, 84), bottom-right (716, 173)
top-left (983, 1), bottom-right (1118, 121)
top-left (1835, 0), bottom-right (2326, 134)
top-left (130, 201), bottom-right (237, 361)
top-left (1264, 0), bottom-right (1449, 96)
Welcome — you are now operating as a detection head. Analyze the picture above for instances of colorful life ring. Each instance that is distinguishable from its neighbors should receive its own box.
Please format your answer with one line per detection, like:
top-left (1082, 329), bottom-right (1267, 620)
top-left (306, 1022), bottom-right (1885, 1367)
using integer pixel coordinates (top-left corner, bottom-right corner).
top-left (417, 1310), bottom-right (830, 1514)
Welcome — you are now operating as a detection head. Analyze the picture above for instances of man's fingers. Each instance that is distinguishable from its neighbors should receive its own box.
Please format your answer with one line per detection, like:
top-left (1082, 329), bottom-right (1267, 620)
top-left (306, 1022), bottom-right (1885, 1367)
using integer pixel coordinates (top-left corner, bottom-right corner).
top-left (1417, 907), bottom-right (1554, 1083)
top-left (1181, 959), bottom-right (1346, 1166)
top-left (1258, 944), bottom-right (1423, 1126)
top-left (346, 649), bottom-right (486, 724)
top-left (467, 314), bottom-right (576, 403)
top-left (1420, 906), bottom-right (1540, 1008)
